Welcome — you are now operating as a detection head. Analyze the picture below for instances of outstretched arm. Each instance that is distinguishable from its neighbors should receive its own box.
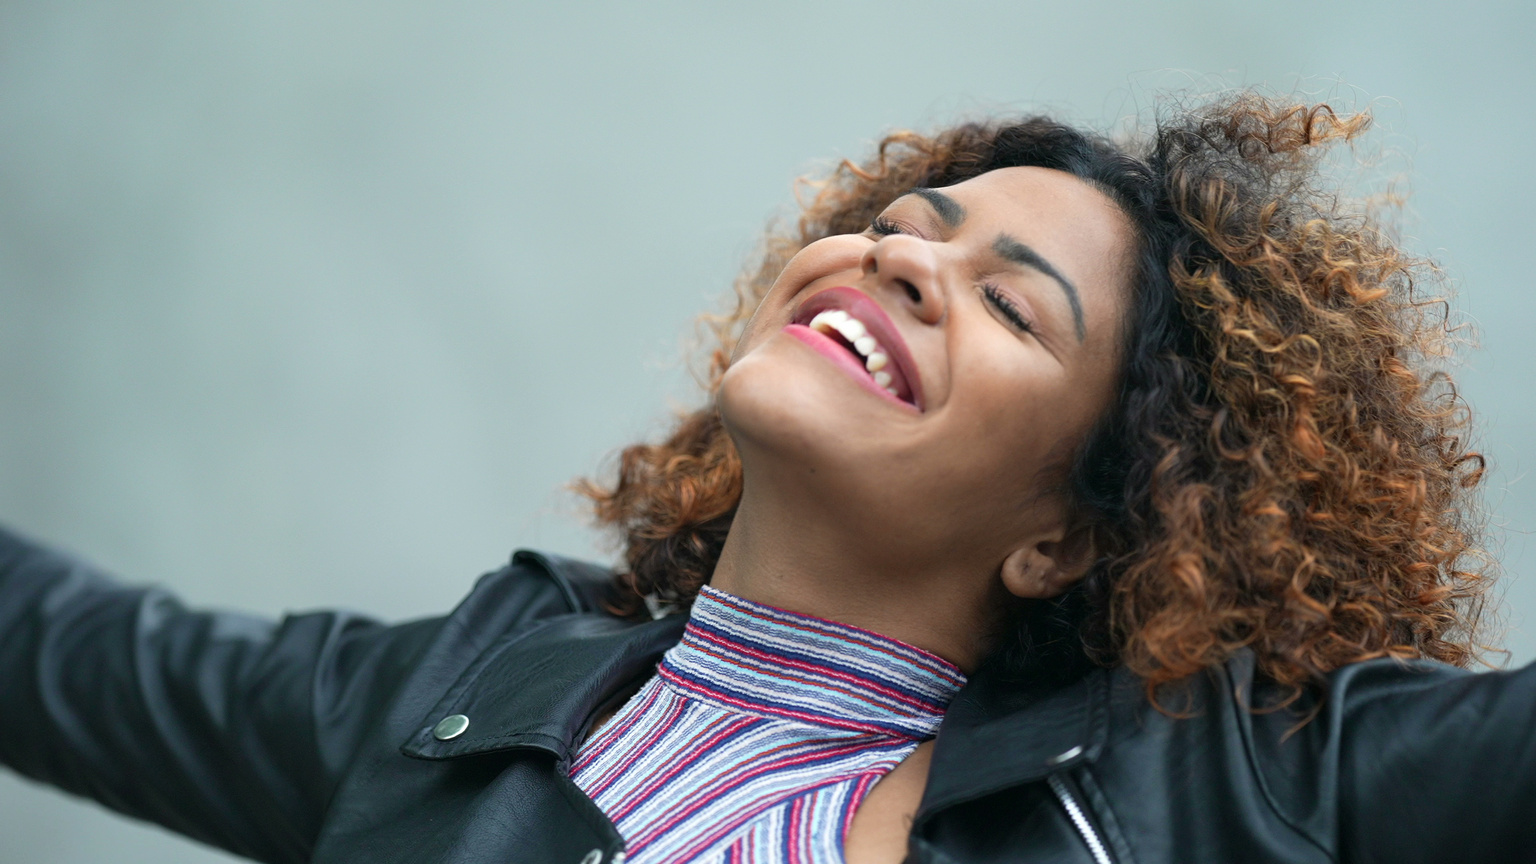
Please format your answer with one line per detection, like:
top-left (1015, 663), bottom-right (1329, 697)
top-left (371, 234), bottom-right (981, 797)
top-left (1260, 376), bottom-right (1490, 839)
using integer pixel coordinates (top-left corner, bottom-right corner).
top-left (0, 524), bottom-right (442, 864)
top-left (1334, 657), bottom-right (1536, 863)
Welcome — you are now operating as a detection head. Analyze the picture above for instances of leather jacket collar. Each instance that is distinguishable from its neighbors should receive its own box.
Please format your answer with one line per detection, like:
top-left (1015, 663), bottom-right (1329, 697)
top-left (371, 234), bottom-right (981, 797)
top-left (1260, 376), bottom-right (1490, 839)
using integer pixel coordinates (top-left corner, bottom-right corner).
top-left (400, 552), bottom-right (1113, 826)
top-left (921, 656), bottom-right (1109, 817)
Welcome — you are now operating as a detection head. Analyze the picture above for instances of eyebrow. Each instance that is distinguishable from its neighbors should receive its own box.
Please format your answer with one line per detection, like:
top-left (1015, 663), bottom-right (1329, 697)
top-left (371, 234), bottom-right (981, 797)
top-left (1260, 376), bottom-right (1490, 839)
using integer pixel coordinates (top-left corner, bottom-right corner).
top-left (910, 187), bottom-right (966, 228)
top-left (993, 235), bottom-right (1086, 342)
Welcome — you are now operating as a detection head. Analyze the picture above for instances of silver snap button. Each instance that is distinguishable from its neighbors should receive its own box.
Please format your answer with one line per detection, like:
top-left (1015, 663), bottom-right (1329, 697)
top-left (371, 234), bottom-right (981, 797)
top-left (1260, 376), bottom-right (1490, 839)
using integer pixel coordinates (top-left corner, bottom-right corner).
top-left (1045, 744), bottom-right (1083, 766)
top-left (578, 850), bottom-right (603, 864)
top-left (432, 713), bottom-right (470, 741)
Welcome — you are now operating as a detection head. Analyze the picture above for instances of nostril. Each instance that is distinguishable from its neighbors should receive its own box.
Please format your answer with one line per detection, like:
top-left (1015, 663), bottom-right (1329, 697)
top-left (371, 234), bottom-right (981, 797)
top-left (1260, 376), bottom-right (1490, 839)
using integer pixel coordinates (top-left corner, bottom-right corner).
top-left (897, 279), bottom-right (921, 304)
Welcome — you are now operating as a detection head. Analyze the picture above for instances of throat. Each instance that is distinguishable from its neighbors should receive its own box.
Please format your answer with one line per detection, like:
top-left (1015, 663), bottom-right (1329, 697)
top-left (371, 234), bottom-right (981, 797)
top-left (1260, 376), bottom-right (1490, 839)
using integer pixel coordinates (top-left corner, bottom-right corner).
top-left (707, 500), bottom-right (994, 673)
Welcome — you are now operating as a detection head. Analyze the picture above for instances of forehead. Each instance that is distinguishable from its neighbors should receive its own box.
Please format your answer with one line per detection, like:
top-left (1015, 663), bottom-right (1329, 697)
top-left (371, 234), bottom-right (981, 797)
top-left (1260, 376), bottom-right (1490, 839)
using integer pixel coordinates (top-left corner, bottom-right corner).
top-left (939, 166), bottom-right (1128, 243)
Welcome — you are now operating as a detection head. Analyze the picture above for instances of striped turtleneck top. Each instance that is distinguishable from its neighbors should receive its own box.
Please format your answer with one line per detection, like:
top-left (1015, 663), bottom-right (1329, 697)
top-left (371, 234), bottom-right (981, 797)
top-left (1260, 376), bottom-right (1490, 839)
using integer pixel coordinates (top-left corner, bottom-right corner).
top-left (569, 585), bottom-right (967, 864)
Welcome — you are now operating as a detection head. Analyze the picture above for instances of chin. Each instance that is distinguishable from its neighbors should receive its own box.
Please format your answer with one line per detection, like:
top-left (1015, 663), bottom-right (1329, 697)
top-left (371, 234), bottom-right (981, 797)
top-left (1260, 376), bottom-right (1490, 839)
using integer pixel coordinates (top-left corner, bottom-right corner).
top-left (718, 342), bottom-right (849, 462)
top-left (717, 337), bottom-right (945, 548)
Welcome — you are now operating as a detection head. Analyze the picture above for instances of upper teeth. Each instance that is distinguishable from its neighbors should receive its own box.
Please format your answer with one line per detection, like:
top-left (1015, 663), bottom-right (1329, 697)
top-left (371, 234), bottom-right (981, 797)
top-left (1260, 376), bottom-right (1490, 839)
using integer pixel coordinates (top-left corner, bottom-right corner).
top-left (808, 309), bottom-right (897, 395)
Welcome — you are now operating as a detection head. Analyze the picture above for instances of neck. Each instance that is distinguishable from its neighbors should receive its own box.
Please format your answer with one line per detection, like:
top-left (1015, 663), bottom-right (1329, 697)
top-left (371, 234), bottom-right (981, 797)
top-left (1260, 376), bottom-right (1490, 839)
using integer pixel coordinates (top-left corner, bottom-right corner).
top-left (708, 478), bottom-right (1008, 673)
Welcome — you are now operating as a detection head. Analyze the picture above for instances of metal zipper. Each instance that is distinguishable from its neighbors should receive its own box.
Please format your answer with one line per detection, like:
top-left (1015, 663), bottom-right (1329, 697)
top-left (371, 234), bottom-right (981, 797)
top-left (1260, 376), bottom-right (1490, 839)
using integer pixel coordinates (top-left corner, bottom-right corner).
top-left (1047, 772), bottom-right (1114, 864)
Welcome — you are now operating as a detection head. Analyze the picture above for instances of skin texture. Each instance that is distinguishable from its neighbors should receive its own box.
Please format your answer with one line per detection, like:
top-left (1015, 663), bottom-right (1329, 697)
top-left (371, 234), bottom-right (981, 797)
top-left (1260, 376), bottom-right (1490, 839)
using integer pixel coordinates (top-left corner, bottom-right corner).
top-left (707, 166), bottom-right (1135, 862)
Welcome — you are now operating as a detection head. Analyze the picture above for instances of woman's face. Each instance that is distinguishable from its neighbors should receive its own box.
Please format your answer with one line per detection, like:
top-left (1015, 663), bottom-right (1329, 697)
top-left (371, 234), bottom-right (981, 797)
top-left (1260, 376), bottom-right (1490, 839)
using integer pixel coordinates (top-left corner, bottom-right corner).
top-left (719, 166), bottom-right (1134, 577)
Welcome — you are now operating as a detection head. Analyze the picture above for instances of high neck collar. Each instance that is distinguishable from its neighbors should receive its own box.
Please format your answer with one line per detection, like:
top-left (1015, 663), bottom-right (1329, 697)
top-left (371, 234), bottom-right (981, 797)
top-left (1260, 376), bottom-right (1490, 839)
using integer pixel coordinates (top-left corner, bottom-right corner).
top-left (655, 585), bottom-right (966, 739)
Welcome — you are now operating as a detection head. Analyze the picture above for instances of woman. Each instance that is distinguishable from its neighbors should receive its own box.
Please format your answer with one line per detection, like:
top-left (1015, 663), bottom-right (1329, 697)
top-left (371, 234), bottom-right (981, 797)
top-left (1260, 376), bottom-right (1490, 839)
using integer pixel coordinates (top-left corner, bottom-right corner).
top-left (0, 92), bottom-right (1529, 864)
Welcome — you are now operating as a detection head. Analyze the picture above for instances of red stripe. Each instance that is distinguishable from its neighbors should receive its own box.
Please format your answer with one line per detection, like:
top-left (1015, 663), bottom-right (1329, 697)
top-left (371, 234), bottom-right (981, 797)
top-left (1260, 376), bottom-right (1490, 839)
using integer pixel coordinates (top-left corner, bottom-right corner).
top-left (786, 794), bottom-right (804, 864)
top-left (843, 772), bottom-right (880, 839)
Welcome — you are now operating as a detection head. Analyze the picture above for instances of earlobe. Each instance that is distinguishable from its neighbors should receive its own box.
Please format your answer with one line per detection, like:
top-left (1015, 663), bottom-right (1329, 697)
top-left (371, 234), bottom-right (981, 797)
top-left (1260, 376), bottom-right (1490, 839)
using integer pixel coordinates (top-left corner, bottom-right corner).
top-left (999, 528), bottom-right (1096, 600)
top-left (999, 547), bottom-right (1059, 599)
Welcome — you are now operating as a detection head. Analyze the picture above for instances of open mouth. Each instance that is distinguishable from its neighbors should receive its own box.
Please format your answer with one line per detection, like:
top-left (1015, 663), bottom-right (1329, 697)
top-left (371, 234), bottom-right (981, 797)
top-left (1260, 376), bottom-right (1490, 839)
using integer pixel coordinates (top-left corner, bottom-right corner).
top-left (783, 287), bottom-right (923, 411)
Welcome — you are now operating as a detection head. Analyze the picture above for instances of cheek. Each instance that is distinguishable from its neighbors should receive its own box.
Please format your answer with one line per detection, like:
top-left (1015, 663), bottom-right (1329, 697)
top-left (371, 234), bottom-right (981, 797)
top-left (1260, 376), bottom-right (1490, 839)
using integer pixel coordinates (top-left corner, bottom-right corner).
top-left (947, 369), bottom-right (1097, 498)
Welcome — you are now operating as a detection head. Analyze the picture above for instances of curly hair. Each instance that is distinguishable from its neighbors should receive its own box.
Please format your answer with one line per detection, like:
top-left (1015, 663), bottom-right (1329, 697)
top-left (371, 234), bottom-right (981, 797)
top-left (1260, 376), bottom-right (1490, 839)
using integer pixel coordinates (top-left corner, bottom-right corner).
top-left (576, 92), bottom-right (1490, 698)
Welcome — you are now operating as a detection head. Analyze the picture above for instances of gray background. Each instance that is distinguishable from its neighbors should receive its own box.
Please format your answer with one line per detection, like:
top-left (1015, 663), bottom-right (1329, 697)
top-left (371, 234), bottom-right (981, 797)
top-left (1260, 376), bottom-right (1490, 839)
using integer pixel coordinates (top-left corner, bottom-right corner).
top-left (2, 2), bottom-right (1533, 862)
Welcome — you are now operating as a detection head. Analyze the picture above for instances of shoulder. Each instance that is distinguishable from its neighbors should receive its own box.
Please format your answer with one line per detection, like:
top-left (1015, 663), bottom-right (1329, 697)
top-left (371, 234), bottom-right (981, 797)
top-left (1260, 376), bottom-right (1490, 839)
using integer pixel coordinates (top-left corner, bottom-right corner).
top-left (316, 549), bottom-right (634, 772)
top-left (930, 647), bottom-right (1534, 862)
top-left (1077, 652), bottom-right (1494, 856)
top-left (328, 547), bottom-right (624, 730)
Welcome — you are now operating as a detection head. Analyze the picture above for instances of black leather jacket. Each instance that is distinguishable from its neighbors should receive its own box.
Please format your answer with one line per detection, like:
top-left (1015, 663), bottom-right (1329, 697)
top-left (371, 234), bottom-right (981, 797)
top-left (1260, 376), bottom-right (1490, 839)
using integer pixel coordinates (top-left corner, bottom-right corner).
top-left (2, 525), bottom-right (1534, 864)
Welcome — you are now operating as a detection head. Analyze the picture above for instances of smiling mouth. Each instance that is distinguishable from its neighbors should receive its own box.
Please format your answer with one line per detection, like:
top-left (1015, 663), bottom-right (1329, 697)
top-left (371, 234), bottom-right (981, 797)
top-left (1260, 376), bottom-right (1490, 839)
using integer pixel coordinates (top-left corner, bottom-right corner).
top-left (783, 287), bottom-right (923, 410)
top-left (807, 308), bottom-right (902, 390)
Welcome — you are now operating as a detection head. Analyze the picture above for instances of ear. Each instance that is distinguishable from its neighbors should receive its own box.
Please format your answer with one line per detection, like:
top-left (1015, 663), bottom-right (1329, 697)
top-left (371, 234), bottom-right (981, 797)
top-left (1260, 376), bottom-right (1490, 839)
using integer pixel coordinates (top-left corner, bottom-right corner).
top-left (998, 525), bottom-right (1097, 600)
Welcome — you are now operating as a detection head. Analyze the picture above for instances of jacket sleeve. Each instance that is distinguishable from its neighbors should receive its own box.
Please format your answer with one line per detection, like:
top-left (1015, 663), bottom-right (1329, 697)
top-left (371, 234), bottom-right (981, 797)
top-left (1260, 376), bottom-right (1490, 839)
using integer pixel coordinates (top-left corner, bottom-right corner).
top-left (1333, 657), bottom-right (1536, 862)
top-left (0, 524), bottom-right (445, 864)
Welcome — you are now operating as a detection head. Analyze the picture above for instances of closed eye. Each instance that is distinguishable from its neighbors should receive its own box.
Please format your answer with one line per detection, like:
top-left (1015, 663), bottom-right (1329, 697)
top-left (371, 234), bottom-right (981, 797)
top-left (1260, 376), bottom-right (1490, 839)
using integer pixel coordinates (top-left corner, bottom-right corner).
top-left (868, 216), bottom-right (904, 237)
top-left (981, 283), bottom-right (1034, 334)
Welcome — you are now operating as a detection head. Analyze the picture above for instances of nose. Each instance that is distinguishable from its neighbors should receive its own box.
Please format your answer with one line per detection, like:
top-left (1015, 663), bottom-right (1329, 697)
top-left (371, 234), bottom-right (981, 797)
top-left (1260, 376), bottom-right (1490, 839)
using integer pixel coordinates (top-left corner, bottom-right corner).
top-left (861, 234), bottom-right (946, 325)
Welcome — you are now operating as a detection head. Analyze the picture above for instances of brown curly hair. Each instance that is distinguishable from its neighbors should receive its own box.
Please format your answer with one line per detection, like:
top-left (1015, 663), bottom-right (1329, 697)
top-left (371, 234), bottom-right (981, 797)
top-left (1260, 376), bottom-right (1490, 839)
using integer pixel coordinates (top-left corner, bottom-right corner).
top-left (576, 92), bottom-right (1491, 698)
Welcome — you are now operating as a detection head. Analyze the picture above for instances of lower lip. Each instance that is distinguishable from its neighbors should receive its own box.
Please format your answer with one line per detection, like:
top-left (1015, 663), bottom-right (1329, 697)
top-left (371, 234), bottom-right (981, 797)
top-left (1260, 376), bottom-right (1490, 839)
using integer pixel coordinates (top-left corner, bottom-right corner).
top-left (782, 324), bottom-right (917, 412)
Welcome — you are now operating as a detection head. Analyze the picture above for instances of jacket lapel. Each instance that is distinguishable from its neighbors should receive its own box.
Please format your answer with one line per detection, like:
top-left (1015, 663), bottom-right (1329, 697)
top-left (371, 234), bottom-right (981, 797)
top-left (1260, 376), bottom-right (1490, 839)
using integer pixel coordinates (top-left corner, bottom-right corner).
top-left (401, 609), bottom-right (686, 766)
top-left (920, 662), bottom-right (1112, 816)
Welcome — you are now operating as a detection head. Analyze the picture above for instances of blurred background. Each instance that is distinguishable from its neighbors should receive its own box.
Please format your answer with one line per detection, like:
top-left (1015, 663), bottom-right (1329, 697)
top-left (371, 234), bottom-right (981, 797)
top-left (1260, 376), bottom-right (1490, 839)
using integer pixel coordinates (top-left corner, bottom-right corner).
top-left (2, 2), bottom-right (1533, 861)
